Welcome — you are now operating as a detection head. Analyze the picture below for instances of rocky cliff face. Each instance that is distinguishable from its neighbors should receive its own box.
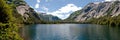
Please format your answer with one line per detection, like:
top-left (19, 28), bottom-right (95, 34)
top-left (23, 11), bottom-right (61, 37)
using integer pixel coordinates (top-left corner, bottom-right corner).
top-left (7, 0), bottom-right (61, 23)
top-left (14, 0), bottom-right (40, 21)
top-left (16, 4), bottom-right (41, 21)
top-left (7, 0), bottom-right (41, 23)
top-left (67, 1), bottom-right (120, 22)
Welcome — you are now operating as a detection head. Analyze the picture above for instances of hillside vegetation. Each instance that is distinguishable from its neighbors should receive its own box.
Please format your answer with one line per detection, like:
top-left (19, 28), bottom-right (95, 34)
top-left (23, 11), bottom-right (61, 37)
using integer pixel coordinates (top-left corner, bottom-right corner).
top-left (0, 0), bottom-right (23, 40)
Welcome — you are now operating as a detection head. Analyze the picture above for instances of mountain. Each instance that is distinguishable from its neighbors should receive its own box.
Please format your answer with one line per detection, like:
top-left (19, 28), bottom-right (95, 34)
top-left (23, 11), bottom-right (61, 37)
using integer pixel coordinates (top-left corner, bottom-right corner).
top-left (6, 0), bottom-right (61, 24)
top-left (38, 13), bottom-right (61, 22)
top-left (67, 1), bottom-right (120, 26)
top-left (6, 0), bottom-right (41, 24)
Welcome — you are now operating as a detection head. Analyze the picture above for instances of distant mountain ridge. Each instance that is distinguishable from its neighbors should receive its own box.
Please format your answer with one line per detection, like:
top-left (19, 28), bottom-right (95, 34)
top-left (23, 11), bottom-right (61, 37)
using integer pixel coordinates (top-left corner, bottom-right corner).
top-left (38, 13), bottom-right (61, 22)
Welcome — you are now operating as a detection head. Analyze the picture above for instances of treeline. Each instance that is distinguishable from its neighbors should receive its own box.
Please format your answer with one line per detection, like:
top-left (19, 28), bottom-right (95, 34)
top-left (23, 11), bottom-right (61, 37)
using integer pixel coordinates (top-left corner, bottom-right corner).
top-left (87, 15), bottom-right (120, 26)
top-left (0, 0), bottom-right (23, 40)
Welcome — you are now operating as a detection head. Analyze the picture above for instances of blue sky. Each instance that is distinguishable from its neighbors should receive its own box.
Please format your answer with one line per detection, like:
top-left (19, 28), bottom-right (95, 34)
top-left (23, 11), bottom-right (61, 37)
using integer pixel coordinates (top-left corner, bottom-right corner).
top-left (25, 0), bottom-right (114, 19)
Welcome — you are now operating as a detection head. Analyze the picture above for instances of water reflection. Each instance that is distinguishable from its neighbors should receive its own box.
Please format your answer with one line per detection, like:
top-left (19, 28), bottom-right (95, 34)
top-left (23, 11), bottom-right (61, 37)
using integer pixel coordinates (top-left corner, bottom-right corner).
top-left (21, 24), bottom-right (120, 40)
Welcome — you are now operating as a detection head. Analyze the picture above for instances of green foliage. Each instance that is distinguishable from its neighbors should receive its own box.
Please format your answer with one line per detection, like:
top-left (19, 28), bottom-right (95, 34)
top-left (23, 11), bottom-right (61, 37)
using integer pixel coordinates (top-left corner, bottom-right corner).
top-left (0, 0), bottom-right (23, 40)
top-left (87, 15), bottom-right (120, 26)
top-left (0, 23), bottom-right (23, 40)
top-left (0, 0), bottom-right (14, 23)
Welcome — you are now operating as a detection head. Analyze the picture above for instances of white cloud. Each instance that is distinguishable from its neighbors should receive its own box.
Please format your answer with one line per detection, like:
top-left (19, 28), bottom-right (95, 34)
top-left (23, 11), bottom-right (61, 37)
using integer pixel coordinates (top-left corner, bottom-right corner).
top-left (37, 0), bottom-right (40, 3)
top-left (47, 4), bottom-right (82, 19)
top-left (35, 3), bottom-right (39, 8)
top-left (34, 0), bottom-right (40, 9)
top-left (58, 4), bottom-right (81, 13)
top-left (105, 0), bottom-right (112, 1)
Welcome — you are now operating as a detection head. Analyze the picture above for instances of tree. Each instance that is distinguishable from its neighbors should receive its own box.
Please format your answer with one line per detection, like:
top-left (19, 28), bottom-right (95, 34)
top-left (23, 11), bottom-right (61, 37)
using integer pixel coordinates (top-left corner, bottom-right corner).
top-left (0, 0), bottom-right (22, 40)
top-left (0, 0), bottom-right (13, 23)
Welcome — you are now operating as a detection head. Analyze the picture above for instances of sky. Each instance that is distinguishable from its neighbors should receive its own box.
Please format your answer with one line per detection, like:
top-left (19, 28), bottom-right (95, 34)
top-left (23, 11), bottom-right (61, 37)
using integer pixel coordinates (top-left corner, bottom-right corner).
top-left (25, 0), bottom-right (117, 19)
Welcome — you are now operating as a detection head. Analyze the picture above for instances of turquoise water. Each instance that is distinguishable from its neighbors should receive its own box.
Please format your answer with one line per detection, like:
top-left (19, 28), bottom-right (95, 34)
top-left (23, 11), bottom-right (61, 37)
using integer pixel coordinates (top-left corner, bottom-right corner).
top-left (20, 24), bottom-right (120, 40)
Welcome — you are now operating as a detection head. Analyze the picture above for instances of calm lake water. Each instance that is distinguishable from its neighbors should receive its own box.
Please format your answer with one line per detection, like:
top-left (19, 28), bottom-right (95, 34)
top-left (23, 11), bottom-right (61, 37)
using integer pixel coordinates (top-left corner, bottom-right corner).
top-left (20, 24), bottom-right (120, 40)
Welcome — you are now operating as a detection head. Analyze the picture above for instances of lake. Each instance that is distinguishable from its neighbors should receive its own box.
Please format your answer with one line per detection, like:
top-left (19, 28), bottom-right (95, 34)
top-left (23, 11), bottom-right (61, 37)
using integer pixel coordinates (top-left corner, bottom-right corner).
top-left (20, 24), bottom-right (120, 40)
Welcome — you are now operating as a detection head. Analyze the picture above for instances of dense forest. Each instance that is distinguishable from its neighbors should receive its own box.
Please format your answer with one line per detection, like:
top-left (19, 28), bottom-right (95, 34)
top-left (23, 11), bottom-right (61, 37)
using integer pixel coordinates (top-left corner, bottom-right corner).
top-left (87, 15), bottom-right (120, 26)
top-left (0, 0), bottom-right (23, 40)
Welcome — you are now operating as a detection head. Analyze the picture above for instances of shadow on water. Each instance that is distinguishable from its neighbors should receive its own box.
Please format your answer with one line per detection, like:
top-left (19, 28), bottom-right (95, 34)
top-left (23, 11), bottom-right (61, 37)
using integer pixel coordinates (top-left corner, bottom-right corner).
top-left (19, 25), bottom-right (37, 40)
top-left (20, 24), bottom-right (120, 40)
